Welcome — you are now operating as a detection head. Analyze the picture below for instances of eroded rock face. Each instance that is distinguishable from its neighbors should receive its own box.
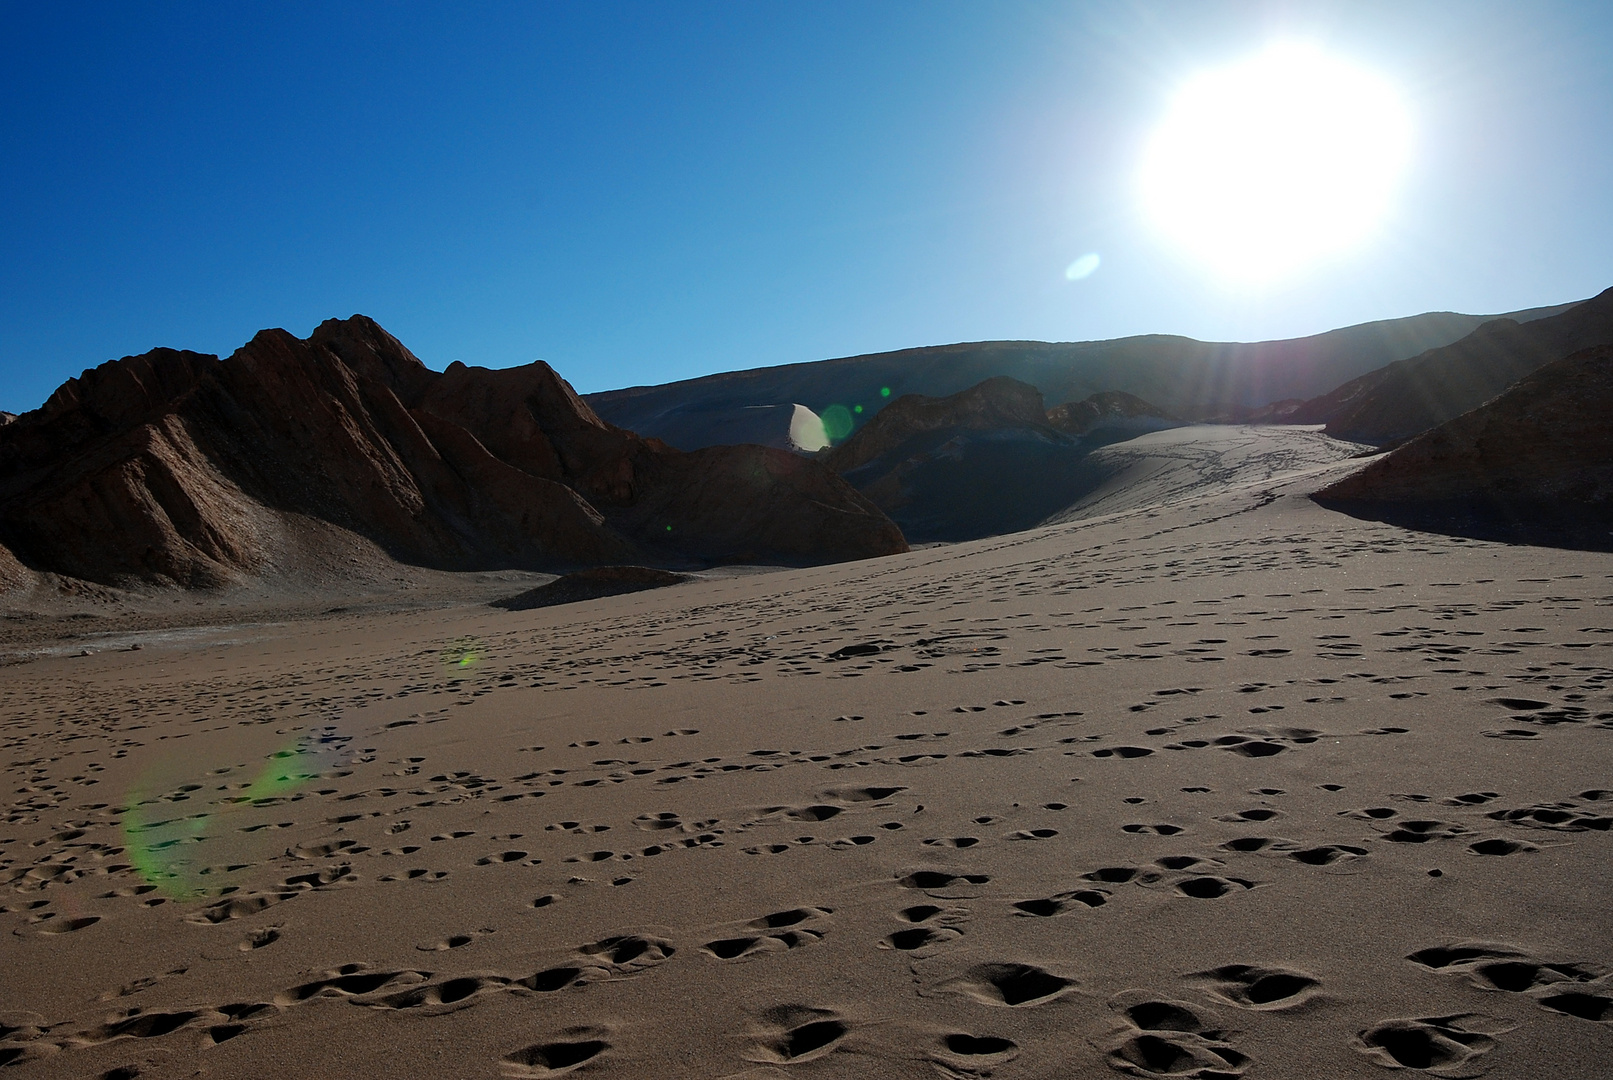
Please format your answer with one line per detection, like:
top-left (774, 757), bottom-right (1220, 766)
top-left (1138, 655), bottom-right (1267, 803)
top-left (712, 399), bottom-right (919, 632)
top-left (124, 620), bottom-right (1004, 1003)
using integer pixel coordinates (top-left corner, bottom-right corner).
top-left (822, 377), bottom-right (1179, 543)
top-left (824, 377), bottom-right (1052, 476)
top-left (1045, 391), bottom-right (1179, 437)
top-left (1315, 345), bottom-right (1613, 550)
top-left (0, 316), bottom-right (905, 588)
top-left (1297, 287), bottom-right (1613, 446)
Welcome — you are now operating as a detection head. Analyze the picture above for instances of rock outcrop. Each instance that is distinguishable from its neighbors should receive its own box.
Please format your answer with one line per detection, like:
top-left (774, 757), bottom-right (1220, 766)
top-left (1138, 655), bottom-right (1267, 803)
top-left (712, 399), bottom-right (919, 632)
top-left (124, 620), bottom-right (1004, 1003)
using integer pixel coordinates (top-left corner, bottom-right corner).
top-left (0, 317), bottom-right (906, 589)
top-left (1314, 345), bottom-right (1613, 549)
top-left (824, 377), bottom-right (1052, 476)
top-left (822, 378), bottom-right (1178, 543)
top-left (1293, 287), bottom-right (1613, 445)
top-left (1044, 391), bottom-right (1179, 437)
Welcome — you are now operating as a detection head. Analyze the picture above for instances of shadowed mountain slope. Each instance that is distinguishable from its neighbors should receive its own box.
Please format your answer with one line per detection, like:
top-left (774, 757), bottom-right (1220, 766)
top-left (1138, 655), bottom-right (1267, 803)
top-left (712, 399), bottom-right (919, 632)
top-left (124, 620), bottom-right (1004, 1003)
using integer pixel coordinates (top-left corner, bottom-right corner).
top-left (585, 303), bottom-right (1576, 451)
top-left (0, 317), bottom-right (905, 589)
top-left (1314, 344), bottom-right (1613, 550)
top-left (824, 378), bottom-right (1183, 543)
top-left (1293, 287), bottom-right (1613, 445)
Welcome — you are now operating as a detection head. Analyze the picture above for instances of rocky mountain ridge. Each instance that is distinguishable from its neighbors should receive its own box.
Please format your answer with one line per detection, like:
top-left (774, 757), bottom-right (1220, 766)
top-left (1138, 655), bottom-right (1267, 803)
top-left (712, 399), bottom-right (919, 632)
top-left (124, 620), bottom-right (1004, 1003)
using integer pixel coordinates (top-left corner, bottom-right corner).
top-left (1292, 287), bottom-right (1613, 445)
top-left (585, 302), bottom-right (1578, 451)
top-left (1315, 344), bottom-right (1613, 549)
top-left (0, 317), bottom-right (905, 591)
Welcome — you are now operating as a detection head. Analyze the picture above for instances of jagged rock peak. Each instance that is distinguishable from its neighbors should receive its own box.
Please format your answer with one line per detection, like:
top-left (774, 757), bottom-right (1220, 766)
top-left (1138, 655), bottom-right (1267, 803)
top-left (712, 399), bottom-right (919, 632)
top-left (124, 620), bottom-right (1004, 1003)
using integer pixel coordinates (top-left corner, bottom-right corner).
top-left (0, 316), bottom-right (906, 589)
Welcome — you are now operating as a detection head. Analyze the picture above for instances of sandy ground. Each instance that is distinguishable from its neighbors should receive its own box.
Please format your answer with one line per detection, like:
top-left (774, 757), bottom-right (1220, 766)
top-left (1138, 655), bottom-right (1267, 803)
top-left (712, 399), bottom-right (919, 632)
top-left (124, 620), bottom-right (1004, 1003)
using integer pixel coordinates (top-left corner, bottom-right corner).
top-left (1, 426), bottom-right (1610, 1080)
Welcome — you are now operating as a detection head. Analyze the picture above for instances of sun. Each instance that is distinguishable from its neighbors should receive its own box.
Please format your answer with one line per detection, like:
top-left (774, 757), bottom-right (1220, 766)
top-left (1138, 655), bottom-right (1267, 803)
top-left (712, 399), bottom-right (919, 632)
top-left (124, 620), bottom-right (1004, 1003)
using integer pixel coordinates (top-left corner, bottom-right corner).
top-left (1139, 43), bottom-right (1412, 280)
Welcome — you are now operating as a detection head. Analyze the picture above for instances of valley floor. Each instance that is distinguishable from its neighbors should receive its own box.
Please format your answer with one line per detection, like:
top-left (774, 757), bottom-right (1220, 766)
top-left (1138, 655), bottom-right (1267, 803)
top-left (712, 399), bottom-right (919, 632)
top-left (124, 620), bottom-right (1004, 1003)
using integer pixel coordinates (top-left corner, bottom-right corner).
top-left (2, 427), bottom-right (1610, 1079)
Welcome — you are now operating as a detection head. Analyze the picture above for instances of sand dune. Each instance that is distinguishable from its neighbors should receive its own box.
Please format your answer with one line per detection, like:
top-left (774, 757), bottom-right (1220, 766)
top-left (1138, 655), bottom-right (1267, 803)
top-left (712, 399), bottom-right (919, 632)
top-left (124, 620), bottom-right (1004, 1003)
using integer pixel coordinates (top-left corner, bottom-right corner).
top-left (1, 425), bottom-right (1610, 1079)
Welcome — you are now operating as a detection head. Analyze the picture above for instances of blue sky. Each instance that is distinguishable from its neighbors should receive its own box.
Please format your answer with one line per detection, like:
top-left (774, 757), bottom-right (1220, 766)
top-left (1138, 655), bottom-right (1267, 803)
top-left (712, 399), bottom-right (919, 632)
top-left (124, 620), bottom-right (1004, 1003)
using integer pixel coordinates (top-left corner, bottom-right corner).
top-left (3, 2), bottom-right (1611, 413)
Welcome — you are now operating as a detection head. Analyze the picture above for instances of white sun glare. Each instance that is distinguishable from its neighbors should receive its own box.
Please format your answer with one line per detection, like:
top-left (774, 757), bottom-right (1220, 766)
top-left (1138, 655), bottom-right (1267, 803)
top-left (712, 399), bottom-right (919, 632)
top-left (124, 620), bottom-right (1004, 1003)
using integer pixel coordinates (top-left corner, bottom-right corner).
top-left (1140, 42), bottom-right (1412, 280)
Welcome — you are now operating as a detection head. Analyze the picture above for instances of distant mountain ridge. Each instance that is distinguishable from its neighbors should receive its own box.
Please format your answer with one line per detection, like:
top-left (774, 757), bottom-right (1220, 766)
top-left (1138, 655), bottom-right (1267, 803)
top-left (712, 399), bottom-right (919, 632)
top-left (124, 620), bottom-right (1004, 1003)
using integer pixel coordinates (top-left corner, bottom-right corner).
top-left (0, 317), bottom-right (905, 590)
top-left (585, 302), bottom-right (1578, 451)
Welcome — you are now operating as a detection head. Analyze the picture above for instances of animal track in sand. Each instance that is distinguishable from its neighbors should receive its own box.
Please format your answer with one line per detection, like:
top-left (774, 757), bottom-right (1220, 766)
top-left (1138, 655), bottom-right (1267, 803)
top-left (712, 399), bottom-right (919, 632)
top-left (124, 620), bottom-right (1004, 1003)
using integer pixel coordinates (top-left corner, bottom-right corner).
top-left (1351, 1015), bottom-right (1511, 1076)
top-left (1218, 836), bottom-right (1293, 855)
top-left (416, 927), bottom-right (493, 952)
top-left (1102, 991), bottom-right (1247, 1079)
top-left (1286, 844), bottom-right (1368, 866)
top-left (1187, 965), bottom-right (1321, 1009)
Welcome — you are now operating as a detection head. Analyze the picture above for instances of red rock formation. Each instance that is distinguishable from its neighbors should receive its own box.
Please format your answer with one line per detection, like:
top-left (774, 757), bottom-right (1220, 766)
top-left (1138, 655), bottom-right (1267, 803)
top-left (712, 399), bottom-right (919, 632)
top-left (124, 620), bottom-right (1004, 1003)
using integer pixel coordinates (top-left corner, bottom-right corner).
top-left (0, 317), bottom-right (905, 588)
top-left (1315, 344), bottom-right (1613, 549)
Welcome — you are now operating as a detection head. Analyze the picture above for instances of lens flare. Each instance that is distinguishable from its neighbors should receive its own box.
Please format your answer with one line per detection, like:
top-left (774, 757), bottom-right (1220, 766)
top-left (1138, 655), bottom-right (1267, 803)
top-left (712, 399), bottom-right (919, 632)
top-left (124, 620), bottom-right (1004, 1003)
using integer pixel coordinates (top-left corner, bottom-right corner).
top-left (788, 403), bottom-right (830, 452)
top-left (121, 736), bottom-right (317, 898)
top-left (1065, 253), bottom-right (1101, 280)
top-left (820, 405), bottom-right (855, 442)
top-left (442, 637), bottom-right (485, 679)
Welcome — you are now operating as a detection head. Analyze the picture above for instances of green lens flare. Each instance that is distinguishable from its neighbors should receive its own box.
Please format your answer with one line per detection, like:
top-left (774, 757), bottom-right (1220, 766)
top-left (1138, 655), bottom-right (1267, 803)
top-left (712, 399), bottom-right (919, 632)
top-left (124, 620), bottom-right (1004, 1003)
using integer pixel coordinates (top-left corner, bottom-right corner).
top-left (121, 736), bottom-right (316, 898)
top-left (880, 386), bottom-right (891, 397)
top-left (820, 404), bottom-right (854, 442)
top-left (442, 637), bottom-right (485, 678)
top-left (237, 743), bottom-right (316, 803)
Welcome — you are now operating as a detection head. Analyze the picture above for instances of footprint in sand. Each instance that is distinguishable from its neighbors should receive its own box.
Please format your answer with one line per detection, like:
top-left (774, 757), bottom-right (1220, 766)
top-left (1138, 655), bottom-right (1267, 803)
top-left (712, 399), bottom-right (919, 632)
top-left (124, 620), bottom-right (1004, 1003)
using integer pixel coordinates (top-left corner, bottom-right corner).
top-left (1101, 992), bottom-right (1248, 1079)
top-left (416, 927), bottom-right (493, 952)
top-left (1407, 944), bottom-right (1604, 998)
top-left (1187, 964), bottom-right (1321, 1009)
top-left (936, 962), bottom-right (1074, 1007)
top-left (898, 870), bottom-right (991, 897)
top-left (1012, 890), bottom-right (1109, 916)
top-left (1351, 1015), bottom-right (1511, 1076)
top-left (501, 1026), bottom-right (611, 1077)
top-left (932, 1032), bottom-right (1019, 1070)
top-left (745, 1005), bottom-right (850, 1064)
top-left (703, 907), bottom-right (832, 961)
top-left (1122, 823), bottom-right (1185, 836)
